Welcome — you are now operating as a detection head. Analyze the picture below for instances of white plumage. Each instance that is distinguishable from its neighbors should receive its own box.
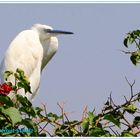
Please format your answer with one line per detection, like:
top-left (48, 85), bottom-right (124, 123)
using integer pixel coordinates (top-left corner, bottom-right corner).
top-left (0, 24), bottom-right (73, 100)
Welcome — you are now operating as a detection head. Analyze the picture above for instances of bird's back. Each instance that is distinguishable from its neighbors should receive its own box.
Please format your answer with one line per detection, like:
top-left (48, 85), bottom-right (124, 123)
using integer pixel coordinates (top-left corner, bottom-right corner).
top-left (0, 30), bottom-right (43, 100)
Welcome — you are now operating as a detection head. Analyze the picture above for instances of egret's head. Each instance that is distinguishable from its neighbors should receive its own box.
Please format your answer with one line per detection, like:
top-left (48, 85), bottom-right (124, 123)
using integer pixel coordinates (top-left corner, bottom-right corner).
top-left (31, 24), bottom-right (73, 41)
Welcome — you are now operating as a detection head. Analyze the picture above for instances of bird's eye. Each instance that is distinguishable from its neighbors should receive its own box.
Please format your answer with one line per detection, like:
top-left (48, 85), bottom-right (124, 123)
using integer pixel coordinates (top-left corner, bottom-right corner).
top-left (44, 29), bottom-right (52, 33)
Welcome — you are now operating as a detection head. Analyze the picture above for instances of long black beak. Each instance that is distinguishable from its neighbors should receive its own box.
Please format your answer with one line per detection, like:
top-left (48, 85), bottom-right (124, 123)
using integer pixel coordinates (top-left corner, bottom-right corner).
top-left (47, 29), bottom-right (73, 34)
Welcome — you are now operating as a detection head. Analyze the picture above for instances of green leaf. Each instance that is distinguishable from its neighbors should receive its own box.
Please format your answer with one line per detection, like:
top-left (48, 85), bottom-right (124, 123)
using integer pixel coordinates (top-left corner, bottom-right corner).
top-left (87, 112), bottom-right (100, 127)
top-left (55, 129), bottom-right (69, 137)
top-left (133, 30), bottom-right (140, 36)
top-left (88, 112), bottom-right (95, 124)
top-left (0, 114), bottom-right (6, 121)
top-left (39, 133), bottom-right (47, 137)
top-left (2, 107), bottom-right (22, 126)
top-left (15, 68), bottom-right (25, 81)
top-left (0, 95), bottom-right (14, 107)
top-left (16, 68), bottom-right (24, 77)
top-left (133, 116), bottom-right (140, 125)
top-left (121, 130), bottom-right (136, 137)
top-left (19, 118), bottom-right (38, 136)
top-left (3, 71), bottom-right (13, 81)
top-left (70, 127), bottom-right (79, 136)
top-left (19, 106), bottom-right (36, 117)
top-left (89, 127), bottom-right (105, 136)
top-left (15, 68), bottom-right (32, 93)
top-left (81, 118), bottom-right (89, 133)
top-left (46, 112), bottom-right (61, 122)
top-left (129, 36), bottom-right (135, 44)
top-left (16, 94), bottom-right (32, 107)
top-left (104, 113), bottom-right (120, 127)
top-left (124, 104), bottom-right (137, 114)
top-left (130, 52), bottom-right (140, 65)
top-left (34, 107), bottom-right (43, 117)
top-left (101, 131), bottom-right (111, 137)
top-left (123, 37), bottom-right (128, 47)
top-left (17, 81), bottom-right (31, 94)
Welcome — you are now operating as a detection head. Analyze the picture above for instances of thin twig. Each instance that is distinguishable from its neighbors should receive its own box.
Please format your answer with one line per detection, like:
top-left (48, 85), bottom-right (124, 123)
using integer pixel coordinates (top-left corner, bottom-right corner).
top-left (122, 116), bottom-right (133, 130)
top-left (63, 121), bottom-right (81, 135)
top-left (108, 126), bottom-right (118, 136)
top-left (64, 112), bottom-right (69, 122)
top-left (38, 124), bottom-right (53, 137)
top-left (39, 122), bottom-right (49, 133)
top-left (103, 124), bottom-right (115, 128)
top-left (124, 96), bottom-right (128, 102)
top-left (120, 121), bottom-right (129, 127)
top-left (42, 103), bottom-right (47, 116)
top-left (82, 105), bottom-right (88, 120)
top-left (57, 102), bottom-right (65, 123)
top-left (116, 130), bottom-right (120, 136)
top-left (120, 50), bottom-right (133, 54)
top-left (110, 92), bottom-right (117, 107)
top-left (125, 76), bottom-right (135, 99)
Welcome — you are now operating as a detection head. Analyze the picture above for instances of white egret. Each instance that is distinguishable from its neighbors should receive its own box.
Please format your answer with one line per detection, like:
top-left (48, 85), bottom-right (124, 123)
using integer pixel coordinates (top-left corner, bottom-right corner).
top-left (0, 24), bottom-right (73, 100)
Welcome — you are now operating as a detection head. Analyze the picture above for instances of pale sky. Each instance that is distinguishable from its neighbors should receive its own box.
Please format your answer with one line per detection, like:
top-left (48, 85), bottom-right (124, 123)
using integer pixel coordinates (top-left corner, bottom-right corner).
top-left (0, 3), bottom-right (140, 119)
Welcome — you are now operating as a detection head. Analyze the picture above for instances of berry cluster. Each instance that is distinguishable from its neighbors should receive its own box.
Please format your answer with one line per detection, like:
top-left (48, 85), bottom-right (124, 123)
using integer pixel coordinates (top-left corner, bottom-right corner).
top-left (0, 83), bottom-right (12, 95)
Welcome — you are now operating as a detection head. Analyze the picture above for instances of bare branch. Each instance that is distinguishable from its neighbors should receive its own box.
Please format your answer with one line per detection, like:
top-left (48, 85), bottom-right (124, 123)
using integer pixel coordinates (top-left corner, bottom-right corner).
top-left (57, 102), bottom-right (65, 124)
top-left (82, 105), bottom-right (88, 120)
top-left (124, 96), bottom-right (128, 102)
top-left (120, 50), bottom-right (133, 54)
top-left (42, 103), bottom-right (47, 116)
top-left (110, 92), bottom-right (117, 107)
top-left (122, 116), bottom-right (133, 130)
top-left (125, 76), bottom-right (135, 99)
top-left (108, 126), bottom-right (119, 136)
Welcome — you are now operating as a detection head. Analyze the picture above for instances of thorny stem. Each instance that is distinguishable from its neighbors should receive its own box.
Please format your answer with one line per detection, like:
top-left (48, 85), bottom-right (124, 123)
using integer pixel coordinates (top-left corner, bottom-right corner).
top-left (101, 77), bottom-right (139, 116)
top-left (122, 116), bottom-right (133, 130)
top-left (108, 126), bottom-right (119, 136)
top-left (125, 76), bottom-right (135, 100)
top-left (82, 105), bottom-right (88, 120)
top-left (39, 122), bottom-right (49, 134)
top-left (120, 121), bottom-right (130, 127)
top-left (120, 50), bottom-right (134, 54)
top-left (42, 103), bottom-right (47, 116)
top-left (101, 92), bottom-right (140, 117)
top-left (64, 112), bottom-right (69, 122)
top-left (57, 102), bottom-right (65, 124)
top-left (62, 121), bottom-right (81, 135)
top-left (110, 92), bottom-right (117, 107)
top-left (103, 124), bottom-right (115, 128)
top-left (38, 124), bottom-right (53, 137)
top-left (31, 77), bottom-right (140, 136)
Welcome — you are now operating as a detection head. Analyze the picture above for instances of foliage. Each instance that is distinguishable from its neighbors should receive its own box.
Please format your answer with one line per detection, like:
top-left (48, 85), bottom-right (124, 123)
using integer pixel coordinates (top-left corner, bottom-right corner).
top-left (0, 30), bottom-right (140, 137)
top-left (123, 30), bottom-right (140, 65)
top-left (0, 69), bottom-right (41, 136)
